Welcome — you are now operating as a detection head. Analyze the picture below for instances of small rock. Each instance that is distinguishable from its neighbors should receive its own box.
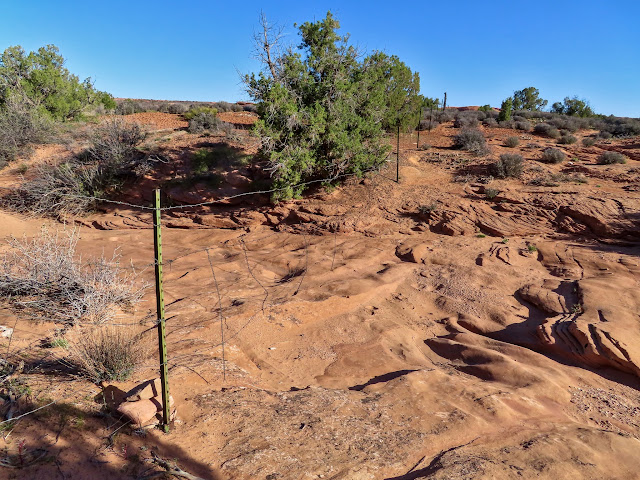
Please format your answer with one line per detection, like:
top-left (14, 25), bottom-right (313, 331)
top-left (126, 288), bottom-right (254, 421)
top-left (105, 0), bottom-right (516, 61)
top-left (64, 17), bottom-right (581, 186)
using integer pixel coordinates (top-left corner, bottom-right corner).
top-left (125, 378), bottom-right (162, 402)
top-left (0, 326), bottom-right (13, 338)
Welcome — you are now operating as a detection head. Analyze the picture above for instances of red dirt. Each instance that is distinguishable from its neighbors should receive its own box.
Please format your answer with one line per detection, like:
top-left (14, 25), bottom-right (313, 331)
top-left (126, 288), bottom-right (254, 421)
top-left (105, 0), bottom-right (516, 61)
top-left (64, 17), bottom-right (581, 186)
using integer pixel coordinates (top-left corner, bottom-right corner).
top-left (0, 117), bottom-right (639, 479)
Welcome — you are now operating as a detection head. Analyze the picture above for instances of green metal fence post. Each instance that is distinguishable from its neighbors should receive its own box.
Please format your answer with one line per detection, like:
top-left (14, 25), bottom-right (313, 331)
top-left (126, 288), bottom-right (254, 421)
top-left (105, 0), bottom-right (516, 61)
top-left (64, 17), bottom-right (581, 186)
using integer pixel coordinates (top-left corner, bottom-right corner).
top-left (417, 106), bottom-right (422, 149)
top-left (153, 189), bottom-right (170, 433)
top-left (396, 124), bottom-right (400, 183)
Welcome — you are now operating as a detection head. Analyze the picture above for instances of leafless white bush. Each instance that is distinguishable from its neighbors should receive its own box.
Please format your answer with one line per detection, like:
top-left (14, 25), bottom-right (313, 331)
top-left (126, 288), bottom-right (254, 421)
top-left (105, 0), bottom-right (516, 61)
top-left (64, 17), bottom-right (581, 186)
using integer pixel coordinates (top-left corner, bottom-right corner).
top-left (0, 229), bottom-right (146, 324)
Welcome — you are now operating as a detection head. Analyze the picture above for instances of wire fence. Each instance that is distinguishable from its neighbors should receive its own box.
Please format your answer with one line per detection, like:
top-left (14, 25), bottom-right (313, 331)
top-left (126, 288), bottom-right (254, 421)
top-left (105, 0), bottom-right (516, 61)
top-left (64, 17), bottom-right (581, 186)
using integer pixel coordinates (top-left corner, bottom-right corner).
top-left (0, 158), bottom-right (403, 427)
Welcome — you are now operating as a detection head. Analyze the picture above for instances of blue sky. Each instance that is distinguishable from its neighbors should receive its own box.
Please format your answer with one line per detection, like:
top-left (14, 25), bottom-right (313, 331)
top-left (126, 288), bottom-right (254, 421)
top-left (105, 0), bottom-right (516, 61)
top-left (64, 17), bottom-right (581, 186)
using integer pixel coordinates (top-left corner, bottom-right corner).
top-left (1, 0), bottom-right (638, 117)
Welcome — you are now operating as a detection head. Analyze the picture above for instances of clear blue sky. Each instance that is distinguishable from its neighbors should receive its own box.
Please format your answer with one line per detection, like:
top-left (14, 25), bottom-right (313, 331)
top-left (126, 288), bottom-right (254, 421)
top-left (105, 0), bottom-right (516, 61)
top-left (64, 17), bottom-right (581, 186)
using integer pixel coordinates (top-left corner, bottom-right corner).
top-left (1, 0), bottom-right (639, 117)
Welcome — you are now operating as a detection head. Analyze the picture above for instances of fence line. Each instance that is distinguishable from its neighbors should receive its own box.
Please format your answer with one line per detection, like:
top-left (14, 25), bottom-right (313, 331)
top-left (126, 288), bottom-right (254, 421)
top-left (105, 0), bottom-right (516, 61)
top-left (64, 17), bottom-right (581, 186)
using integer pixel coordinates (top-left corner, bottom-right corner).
top-left (0, 151), bottom-right (408, 433)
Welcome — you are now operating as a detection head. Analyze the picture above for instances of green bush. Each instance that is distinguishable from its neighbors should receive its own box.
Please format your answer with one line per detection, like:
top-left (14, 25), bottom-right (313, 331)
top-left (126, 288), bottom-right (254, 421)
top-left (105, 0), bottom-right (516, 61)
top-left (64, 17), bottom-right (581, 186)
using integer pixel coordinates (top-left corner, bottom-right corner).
top-left (184, 105), bottom-right (218, 120)
top-left (504, 136), bottom-right (519, 148)
top-left (597, 151), bottom-right (626, 164)
top-left (245, 11), bottom-right (421, 200)
top-left (541, 147), bottom-right (566, 164)
top-left (492, 153), bottom-right (524, 178)
top-left (454, 128), bottom-right (487, 154)
top-left (498, 97), bottom-right (512, 122)
top-left (187, 112), bottom-right (227, 133)
top-left (551, 96), bottom-right (594, 117)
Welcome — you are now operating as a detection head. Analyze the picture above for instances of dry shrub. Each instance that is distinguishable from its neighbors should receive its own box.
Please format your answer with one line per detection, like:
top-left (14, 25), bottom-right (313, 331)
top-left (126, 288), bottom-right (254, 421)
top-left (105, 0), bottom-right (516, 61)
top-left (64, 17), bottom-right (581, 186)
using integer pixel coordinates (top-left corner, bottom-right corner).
top-left (84, 117), bottom-right (145, 165)
top-left (0, 98), bottom-right (51, 167)
top-left (541, 147), bottom-right (566, 164)
top-left (3, 161), bottom-right (100, 216)
top-left (0, 229), bottom-right (145, 324)
top-left (454, 128), bottom-right (488, 155)
top-left (597, 151), bottom-right (626, 164)
top-left (504, 136), bottom-right (520, 148)
top-left (69, 325), bottom-right (146, 382)
top-left (3, 118), bottom-right (145, 217)
top-left (492, 153), bottom-right (524, 178)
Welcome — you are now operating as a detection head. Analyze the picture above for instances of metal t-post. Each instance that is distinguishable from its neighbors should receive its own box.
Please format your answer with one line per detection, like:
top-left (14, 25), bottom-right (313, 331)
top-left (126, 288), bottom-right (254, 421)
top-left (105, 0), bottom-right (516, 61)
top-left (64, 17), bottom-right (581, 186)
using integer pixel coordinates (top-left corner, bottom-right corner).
top-left (417, 106), bottom-right (422, 149)
top-left (153, 189), bottom-right (170, 433)
top-left (396, 124), bottom-right (400, 183)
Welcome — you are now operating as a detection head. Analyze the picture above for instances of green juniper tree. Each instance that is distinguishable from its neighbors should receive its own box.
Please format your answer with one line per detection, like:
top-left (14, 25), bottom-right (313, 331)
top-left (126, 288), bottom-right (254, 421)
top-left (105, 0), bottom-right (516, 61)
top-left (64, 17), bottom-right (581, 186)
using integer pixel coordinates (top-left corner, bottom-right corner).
top-left (512, 87), bottom-right (547, 112)
top-left (0, 44), bottom-right (115, 121)
top-left (244, 11), bottom-right (421, 200)
top-left (498, 97), bottom-right (513, 122)
top-left (551, 96), bottom-right (594, 117)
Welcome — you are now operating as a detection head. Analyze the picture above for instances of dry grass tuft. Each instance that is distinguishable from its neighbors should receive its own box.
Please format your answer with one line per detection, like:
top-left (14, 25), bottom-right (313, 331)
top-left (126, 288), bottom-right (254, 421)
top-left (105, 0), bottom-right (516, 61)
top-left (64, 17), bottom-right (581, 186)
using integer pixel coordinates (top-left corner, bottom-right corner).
top-left (68, 324), bottom-right (146, 382)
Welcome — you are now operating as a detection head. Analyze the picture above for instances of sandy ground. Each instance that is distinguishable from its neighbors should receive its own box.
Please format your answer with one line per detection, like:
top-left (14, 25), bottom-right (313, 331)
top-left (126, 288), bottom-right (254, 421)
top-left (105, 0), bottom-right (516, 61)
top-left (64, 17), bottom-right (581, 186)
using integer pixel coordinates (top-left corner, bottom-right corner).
top-left (0, 113), bottom-right (639, 479)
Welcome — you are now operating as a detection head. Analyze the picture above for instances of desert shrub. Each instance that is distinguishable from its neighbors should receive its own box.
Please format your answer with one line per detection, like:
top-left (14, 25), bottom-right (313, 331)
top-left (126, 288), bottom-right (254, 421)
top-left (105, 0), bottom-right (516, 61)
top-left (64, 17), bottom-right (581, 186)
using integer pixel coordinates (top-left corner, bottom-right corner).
top-left (597, 151), bottom-right (626, 164)
top-left (4, 118), bottom-right (145, 216)
top-left (515, 120), bottom-right (532, 131)
top-left (541, 147), bottom-right (566, 164)
top-left (4, 161), bottom-right (101, 215)
top-left (534, 123), bottom-right (561, 139)
top-left (598, 131), bottom-right (613, 139)
top-left (453, 114), bottom-right (478, 128)
top-left (498, 119), bottom-right (515, 129)
top-left (230, 104), bottom-right (243, 112)
top-left (84, 117), bottom-right (145, 165)
top-left (242, 103), bottom-right (258, 113)
top-left (167, 103), bottom-right (189, 114)
top-left (483, 117), bottom-right (498, 127)
top-left (184, 106), bottom-right (218, 120)
top-left (484, 188), bottom-right (499, 199)
top-left (0, 99), bottom-right (51, 165)
top-left (504, 136), bottom-right (519, 147)
top-left (549, 116), bottom-right (579, 132)
top-left (559, 134), bottom-right (577, 144)
top-left (478, 105), bottom-right (492, 112)
top-left (212, 101), bottom-right (233, 112)
top-left (115, 99), bottom-right (146, 115)
top-left (418, 202), bottom-right (438, 215)
top-left (0, 229), bottom-right (144, 324)
top-left (599, 117), bottom-right (640, 137)
top-left (435, 110), bottom-right (455, 123)
top-left (69, 325), bottom-right (145, 382)
top-left (187, 113), bottom-right (225, 133)
top-left (492, 153), bottom-right (524, 178)
top-left (454, 128), bottom-right (487, 154)
top-left (582, 137), bottom-right (597, 147)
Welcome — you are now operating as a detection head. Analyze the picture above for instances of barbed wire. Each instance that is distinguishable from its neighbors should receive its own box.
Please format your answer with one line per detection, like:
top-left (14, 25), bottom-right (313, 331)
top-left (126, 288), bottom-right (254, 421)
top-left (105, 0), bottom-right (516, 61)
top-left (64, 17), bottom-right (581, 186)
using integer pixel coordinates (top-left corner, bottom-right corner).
top-left (49, 164), bottom-right (387, 212)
